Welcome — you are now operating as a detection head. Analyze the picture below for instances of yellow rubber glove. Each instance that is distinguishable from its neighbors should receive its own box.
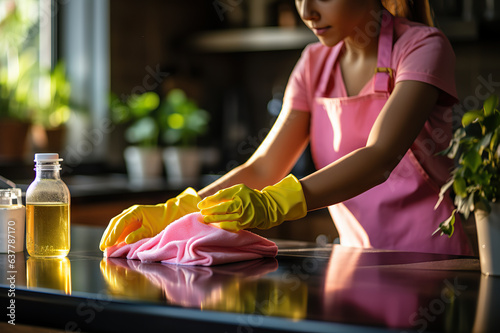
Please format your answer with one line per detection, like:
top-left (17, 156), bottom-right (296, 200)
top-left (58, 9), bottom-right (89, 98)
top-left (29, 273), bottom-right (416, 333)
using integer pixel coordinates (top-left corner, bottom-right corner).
top-left (198, 174), bottom-right (307, 231)
top-left (99, 187), bottom-right (201, 251)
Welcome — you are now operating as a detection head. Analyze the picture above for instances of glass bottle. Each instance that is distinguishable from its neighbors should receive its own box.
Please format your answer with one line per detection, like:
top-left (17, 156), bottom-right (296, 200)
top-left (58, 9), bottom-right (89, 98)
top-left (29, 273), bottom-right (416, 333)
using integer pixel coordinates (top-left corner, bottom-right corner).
top-left (26, 153), bottom-right (71, 258)
top-left (0, 188), bottom-right (25, 253)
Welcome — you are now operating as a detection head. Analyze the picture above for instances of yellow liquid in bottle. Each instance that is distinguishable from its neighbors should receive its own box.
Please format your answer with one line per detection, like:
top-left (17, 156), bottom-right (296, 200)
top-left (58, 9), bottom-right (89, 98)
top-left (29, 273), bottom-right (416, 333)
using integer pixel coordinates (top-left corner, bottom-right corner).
top-left (26, 203), bottom-right (70, 258)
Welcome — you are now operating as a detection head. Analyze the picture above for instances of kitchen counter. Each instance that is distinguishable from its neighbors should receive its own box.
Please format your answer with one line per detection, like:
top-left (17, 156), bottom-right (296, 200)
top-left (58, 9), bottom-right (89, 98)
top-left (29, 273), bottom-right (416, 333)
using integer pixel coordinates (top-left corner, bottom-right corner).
top-left (1, 225), bottom-right (498, 333)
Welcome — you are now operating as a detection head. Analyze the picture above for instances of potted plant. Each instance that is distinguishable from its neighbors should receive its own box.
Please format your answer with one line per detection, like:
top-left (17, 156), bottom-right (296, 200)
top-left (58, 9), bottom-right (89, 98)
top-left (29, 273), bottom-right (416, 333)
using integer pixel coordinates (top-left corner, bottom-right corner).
top-left (0, 0), bottom-right (40, 161)
top-left (159, 88), bottom-right (210, 187)
top-left (0, 53), bottom-right (31, 161)
top-left (31, 61), bottom-right (72, 153)
top-left (435, 94), bottom-right (500, 276)
top-left (109, 91), bottom-right (162, 184)
top-left (0, 49), bottom-right (35, 161)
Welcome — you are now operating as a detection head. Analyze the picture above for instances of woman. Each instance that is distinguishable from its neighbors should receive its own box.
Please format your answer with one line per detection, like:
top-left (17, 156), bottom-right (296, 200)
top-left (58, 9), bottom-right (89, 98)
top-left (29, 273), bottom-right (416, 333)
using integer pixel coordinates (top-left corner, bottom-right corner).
top-left (100, 0), bottom-right (472, 256)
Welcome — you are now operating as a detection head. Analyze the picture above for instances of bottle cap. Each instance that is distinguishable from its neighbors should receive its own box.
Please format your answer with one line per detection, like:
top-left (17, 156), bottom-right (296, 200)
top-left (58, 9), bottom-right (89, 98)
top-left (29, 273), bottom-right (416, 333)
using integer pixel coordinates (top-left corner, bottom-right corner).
top-left (0, 188), bottom-right (23, 206)
top-left (34, 153), bottom-right (63, 162)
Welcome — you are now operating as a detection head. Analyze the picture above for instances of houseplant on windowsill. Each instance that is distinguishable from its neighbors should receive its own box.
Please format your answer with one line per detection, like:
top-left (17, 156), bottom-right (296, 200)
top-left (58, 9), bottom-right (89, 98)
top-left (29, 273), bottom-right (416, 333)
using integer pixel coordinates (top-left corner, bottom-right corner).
top-left (109, 91), bottom-right (161, 184)
top-left (159, 88), bottom-right (210, 187)
top-left (435, 94), bottom-right (500, 276)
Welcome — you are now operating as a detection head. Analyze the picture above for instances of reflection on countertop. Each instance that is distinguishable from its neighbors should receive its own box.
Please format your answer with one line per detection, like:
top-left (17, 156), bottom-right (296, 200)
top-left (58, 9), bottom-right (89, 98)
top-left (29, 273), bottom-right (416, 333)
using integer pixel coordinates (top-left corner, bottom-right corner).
top-left (100, 257), bottom-right (308, 319)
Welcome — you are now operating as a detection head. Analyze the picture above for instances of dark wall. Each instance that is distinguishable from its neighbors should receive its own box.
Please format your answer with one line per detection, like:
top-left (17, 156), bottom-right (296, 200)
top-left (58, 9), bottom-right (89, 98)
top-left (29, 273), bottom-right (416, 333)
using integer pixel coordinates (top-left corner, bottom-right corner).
top-left (108, 0), bottom-right (312, 174)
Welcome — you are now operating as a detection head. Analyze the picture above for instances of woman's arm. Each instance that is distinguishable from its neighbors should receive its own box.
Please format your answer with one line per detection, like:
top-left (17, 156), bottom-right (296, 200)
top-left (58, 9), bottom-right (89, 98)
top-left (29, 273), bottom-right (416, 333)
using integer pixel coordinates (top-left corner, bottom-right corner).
top-left (300, 80), bottom-right (440, 210)
top-left (198, 107), bottom-right (311, 198)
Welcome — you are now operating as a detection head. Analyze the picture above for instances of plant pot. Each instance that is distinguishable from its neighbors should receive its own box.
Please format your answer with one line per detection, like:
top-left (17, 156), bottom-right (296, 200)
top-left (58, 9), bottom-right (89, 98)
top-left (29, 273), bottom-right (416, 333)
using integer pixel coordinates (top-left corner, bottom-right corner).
top-left (474, 202), bottom-right (500, 276)
top-left (163, 147), bottom-right (201, 187)
top-left (30, 124), bottom-right (67, 153)
top-left (123, 146), bottom-right (163, 184)
top-left (45, 126), bottom-right (67, 152)
top-left (0, 119), bottom-right (30, 162)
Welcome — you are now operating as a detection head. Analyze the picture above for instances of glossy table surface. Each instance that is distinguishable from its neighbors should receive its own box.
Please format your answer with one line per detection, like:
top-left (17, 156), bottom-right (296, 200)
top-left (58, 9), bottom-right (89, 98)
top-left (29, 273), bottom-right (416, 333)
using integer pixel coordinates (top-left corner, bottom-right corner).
top-left (1, 225), bottom-right (499, 333)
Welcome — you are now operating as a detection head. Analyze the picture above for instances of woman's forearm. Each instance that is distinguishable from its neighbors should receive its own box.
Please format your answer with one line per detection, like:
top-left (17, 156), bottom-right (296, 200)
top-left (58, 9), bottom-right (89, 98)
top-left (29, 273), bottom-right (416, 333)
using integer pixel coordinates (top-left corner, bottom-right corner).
top-left (197, 163), bottom-right (257, 198)
top-left (300, 145), bottom-right (399, 211)
top-left (197, 158), bottom-right (289, 198)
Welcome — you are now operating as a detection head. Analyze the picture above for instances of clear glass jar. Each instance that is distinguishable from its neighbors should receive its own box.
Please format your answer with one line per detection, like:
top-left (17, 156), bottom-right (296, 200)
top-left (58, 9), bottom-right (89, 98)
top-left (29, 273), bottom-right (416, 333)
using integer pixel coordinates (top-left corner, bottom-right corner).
top-left (26, 153), bottom-right (71, 258)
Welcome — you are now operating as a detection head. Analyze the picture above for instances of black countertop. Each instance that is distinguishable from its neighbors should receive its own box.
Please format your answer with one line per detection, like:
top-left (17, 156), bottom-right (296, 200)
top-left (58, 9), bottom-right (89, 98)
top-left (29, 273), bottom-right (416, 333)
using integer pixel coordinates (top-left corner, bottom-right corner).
top-left (1, 225), bottom-right (499, 333)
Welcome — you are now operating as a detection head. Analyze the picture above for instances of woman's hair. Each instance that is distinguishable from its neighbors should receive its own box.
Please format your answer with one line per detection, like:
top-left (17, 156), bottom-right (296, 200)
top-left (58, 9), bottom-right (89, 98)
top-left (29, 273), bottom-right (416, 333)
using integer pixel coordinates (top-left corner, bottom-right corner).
top-left (382, 0), bottom-right (434, 26)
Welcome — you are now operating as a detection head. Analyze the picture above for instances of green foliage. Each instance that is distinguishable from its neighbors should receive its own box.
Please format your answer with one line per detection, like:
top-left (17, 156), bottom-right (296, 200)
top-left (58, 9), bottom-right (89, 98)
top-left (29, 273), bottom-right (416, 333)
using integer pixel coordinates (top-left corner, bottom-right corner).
top-left (158, 89), bottom-right (210, 147)
top-left (0, 1), bottom-right (71, 127)
top-left (0, 0), bottom-right (39, 52)
top-left (109, 92), bottom-right (161, 147)
top-left (33, 61), bottom-right (72, 128)
top-left (0, 47), bottom-right (38, 122)
top-left (0, 0), bottom-right (37, 121)
top-left (109, 89), bottom-right (210, 148)
top-left (436, 95), bottom-right (500, 236)
top-left (433, 209), bottom-right (456, 238)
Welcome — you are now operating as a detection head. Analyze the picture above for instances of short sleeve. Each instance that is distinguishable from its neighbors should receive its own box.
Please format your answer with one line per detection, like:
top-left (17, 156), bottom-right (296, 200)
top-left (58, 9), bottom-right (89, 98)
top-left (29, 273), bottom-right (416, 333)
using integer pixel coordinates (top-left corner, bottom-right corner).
top-left (393, 26), bottom-right (458, 106)
top-left (282, 45), bottom-right (313, 113)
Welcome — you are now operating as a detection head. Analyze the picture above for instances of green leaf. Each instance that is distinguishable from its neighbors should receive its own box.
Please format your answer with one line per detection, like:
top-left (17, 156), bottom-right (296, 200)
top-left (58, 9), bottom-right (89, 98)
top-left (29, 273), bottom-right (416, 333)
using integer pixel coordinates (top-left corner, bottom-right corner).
top-left (163, 128), bottom-right (182, 145)
top-left (479, 132), bottom-right (493, 153)
top-left (462, 109), bottom-right (484, 127)
top-left (167, 89), bottom-right (188, 107)
top-left (462, 149), bottom-right (482, 173)
top-left (439, 128), bottom-right (465, 158)
top-left (433, 210), bottom-right (456, 237)
top-left (471, 171), bottom-right (492, 188)
top-left (167, 113), bottom-right (185, 129)
top-left (125, 117), bottom-right (159, 145)
top-left (491, 128), bottom-right (500, 152)
top-left (159, 89), bottom-right (210, 146)
top-left (483, 95), bottom-right (499, 117)
top-left (128, 92), bottom-right (160, 118)
top-left (452, 176), bottom-right (467, 197)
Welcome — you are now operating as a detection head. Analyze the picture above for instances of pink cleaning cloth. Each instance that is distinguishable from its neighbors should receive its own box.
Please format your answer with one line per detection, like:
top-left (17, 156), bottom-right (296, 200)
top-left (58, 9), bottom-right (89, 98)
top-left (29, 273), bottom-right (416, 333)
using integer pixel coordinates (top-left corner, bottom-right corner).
top-left (104, 212), bottom-right (278, 266)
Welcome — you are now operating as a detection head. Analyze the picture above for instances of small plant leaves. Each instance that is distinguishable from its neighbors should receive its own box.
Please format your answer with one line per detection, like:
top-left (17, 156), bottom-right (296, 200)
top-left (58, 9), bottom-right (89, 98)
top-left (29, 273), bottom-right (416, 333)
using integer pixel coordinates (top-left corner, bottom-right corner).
top-left (462, 109), bottom-right (483, 127)
top-left (462, 149), bottom-right (482, 173)
top-left (483, 94), bottom-right (499, 117)
top-left (452, 176), bottom-right (467, 197)
top-left (433, 210), bottom-right (456, 237)
top-left (435, 94), bottom-right (500, 238)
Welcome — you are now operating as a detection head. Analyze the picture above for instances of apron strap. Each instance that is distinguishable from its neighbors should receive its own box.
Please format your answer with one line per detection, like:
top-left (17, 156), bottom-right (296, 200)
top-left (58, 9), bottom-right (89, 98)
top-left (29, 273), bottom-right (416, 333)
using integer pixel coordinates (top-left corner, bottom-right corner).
top-left (318, 42), bottom-right (344, 96)
top-left (373, 10), bottom-right (395, 93)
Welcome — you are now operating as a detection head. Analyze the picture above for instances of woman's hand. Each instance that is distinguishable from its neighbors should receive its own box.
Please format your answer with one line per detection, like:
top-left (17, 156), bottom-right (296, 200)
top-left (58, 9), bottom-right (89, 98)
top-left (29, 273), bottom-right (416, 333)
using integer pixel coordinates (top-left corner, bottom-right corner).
top-left (199, 174), bottom-right (307, 231)
top-left (99, 188), bottom-right (201, 251)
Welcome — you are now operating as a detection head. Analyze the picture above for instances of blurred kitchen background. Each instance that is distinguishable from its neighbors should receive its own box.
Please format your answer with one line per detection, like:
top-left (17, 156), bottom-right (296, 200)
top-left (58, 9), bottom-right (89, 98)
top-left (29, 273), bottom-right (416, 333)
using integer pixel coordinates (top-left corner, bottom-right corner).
top-left (1, 0), bottom-right (499, 241)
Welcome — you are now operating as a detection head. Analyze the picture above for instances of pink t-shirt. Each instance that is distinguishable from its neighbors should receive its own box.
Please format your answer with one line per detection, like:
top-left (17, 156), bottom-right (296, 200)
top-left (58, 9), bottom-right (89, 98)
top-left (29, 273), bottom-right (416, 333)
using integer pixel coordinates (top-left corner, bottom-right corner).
top-left (283, 16), bottom-right (458, 187)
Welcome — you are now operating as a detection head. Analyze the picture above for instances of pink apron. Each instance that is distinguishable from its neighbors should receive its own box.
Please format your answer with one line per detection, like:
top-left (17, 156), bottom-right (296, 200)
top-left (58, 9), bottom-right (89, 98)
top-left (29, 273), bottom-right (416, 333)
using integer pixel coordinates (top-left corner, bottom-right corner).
top-left (310, 11), bottom-right (472, 255)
